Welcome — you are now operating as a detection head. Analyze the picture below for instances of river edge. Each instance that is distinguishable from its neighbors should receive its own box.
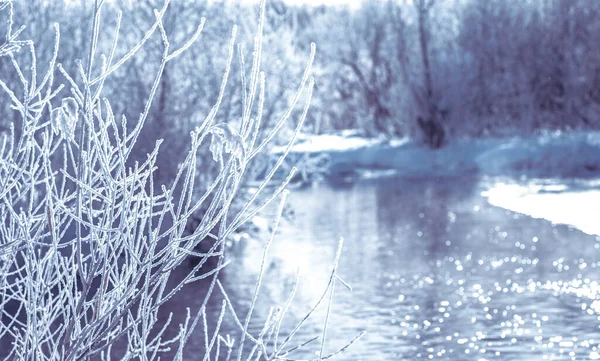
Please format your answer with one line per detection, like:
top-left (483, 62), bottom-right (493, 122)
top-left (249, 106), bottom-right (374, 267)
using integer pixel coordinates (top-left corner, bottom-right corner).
top-left (270, 131), bottom-right (600, 182)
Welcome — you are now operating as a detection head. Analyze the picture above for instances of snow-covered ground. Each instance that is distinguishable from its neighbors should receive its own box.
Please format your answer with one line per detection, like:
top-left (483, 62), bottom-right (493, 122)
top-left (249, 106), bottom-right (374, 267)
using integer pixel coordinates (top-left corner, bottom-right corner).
top-left (272, 131), bottom-right (384, 153)
top-left (273, 130), bottom-right (600, 179)
top-left (482, 180), bottom-right (600, 237)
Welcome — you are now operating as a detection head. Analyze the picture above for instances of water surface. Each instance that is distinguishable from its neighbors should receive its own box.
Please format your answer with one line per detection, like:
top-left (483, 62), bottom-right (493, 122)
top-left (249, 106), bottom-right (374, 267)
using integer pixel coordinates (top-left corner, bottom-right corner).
top-left (215, 176), bottom-right (600, 360)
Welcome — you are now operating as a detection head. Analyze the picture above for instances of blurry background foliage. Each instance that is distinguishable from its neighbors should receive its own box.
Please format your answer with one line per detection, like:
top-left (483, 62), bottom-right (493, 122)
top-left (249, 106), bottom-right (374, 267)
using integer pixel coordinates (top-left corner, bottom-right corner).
top-left (3, 0), bottom-right (600, 156)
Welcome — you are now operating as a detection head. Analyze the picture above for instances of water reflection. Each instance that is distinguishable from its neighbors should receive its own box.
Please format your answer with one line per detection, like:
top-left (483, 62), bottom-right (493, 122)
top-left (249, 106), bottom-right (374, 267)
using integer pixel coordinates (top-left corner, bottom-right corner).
top-left (218, 176), bottom-right (600, 360)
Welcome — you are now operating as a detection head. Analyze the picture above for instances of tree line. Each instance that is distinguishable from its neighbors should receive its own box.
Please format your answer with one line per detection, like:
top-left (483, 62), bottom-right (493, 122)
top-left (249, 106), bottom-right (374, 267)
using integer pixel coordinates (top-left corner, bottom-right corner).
top-left (2, 0), bottom-right (599, 153)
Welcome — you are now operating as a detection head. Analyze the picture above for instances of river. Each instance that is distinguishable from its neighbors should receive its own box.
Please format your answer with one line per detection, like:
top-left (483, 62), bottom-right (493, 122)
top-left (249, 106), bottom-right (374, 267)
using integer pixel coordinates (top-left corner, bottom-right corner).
top-left (189, 175), bottom-right (600, 360)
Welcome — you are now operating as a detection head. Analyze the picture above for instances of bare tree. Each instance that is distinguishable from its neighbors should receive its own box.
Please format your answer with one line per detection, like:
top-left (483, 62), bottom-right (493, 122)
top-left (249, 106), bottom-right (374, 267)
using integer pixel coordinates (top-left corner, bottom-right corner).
top-left (313, 2), bottom-right (398, 136)
top-left (413, 0), bottom-right (445, 148)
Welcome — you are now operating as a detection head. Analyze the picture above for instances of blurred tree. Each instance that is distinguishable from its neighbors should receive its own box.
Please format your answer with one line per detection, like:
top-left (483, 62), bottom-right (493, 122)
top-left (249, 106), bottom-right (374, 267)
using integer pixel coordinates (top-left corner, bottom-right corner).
top-left (308, 2), bottom-right (400, 137)
top-left (457, 0), bottom-right (600, 135)
top-left (413, 0), bottom-right (445, 148)
top-left (8, 0), bottom-right (600, 153)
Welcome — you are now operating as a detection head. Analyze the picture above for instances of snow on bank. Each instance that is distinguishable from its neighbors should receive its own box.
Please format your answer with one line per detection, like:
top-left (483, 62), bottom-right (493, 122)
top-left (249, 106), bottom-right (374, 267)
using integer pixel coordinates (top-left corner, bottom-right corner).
top-left (270, 130), bottom-right (600, 242)
top-left (475, 132), bottom-right (600, 177)
top-left (273, 131), bottom-right (600, 179)
top-left (482, 181), bottom-right (600, 237)
top-left (272, 132), bottom-right (382, 153)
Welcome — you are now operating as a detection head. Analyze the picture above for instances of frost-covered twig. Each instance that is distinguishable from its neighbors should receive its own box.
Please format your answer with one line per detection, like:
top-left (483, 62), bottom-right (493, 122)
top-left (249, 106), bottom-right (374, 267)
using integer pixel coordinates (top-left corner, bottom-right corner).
top-left (0, 0), bottom-right (363, 360)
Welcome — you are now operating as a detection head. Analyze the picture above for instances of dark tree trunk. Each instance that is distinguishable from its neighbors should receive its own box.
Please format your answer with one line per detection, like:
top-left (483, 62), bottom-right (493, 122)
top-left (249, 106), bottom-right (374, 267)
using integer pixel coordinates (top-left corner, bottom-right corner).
top-left (415, 0), bottom-right (445, 149)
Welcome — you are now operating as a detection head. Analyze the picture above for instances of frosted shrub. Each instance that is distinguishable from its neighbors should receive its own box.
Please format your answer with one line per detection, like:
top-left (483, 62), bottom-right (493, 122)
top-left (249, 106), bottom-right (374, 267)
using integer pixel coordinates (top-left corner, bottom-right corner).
top-left (0, 0), bottom-right (362, 360)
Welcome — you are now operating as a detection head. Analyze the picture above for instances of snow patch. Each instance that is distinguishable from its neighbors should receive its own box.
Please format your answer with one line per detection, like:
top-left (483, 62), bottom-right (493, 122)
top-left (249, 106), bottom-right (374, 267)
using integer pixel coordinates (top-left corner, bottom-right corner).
top-left (483, 182), bottom-right (600, 236)
top-left (273, 133), bottom-right (383, 154)
top-left (251, 216), bottom-right (270, 232)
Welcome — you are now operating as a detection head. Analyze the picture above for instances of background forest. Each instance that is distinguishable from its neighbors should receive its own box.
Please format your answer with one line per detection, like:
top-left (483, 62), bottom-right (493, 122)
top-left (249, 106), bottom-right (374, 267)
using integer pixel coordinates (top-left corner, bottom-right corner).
top-left (4, 0), bottom-right (599, 159)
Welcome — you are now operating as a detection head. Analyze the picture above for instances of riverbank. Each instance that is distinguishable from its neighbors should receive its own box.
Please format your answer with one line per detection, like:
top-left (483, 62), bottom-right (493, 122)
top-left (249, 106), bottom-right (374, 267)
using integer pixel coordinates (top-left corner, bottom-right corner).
top-left (272, 130), bottom-right (600, 181)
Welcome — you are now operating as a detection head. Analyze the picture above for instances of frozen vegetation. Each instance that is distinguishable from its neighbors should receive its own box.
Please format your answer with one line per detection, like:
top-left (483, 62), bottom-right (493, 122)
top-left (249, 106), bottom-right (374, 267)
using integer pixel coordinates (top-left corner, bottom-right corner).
top-left (0, 1), bottom-right (361, 360)
top-left (3, 0), bottom-right (600, 148)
